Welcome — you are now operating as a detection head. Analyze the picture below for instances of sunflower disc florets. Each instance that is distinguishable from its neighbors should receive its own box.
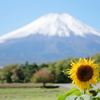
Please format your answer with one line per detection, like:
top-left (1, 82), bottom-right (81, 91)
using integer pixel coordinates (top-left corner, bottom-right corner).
top-left (68, 58), bottom-right (99, 91)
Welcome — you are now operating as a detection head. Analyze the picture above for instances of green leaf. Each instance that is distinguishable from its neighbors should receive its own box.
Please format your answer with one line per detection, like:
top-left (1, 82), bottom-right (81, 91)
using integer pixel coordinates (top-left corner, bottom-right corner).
top-left (82, 94), bottom-right (93, 100)
top-left (71, 90), bottom-right (81, 96)
top-left (64, 87), bottom-right (81, 96)
top-left (92, 97), bottom-right (100, 100)
top-left (90, 85), bottom-right (94, 89)
top-left (65, 95), bottom-right (78, 100)
top-left (65, 94), bottom-right (92, 100)
top-left (57, 87), bottom-right (81, 100)
top-left (95, 93), bottom-right (100, 98)
top-left (76, 96), bottom-right (84, 100)
top-left (57, 94), bottom-right (64, 100)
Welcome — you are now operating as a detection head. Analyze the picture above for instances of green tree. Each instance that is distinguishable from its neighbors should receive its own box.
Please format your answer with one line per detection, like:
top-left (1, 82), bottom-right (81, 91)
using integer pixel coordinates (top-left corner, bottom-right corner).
top-left (22, 63), bottom-right (39, 82)
top-left (48, 62), bottom-right (57, 82)
top-left (10, 67), bottom-right (24, 82)
top-left (38, 63), bottom-right (48, 70)
top-left (0, 64), bottom-right (19, 83)
top-left (48, 59), bottom-right (73, 83)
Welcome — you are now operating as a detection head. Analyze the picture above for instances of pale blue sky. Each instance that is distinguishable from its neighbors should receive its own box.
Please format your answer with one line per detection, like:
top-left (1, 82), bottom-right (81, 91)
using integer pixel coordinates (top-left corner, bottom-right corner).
top-left (0, 0), bottom-right (100, 36)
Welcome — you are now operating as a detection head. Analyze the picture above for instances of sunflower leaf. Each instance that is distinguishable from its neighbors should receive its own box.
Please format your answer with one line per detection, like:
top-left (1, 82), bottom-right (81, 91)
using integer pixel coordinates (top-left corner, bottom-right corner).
top-left (65, 94), bottom-right (93, 100)
top-left (65, 95), bottom-right (78, 100)
top-left (92, 93), bottom-right (100, 99)
top-left (71, 90), bottom-right (82, 96)
top-left (76, 96), bottom-right (84, 100)
top-left (82, 94), bottom-right (93, 100)
top-left (57, 87), bottom-right (81, 100)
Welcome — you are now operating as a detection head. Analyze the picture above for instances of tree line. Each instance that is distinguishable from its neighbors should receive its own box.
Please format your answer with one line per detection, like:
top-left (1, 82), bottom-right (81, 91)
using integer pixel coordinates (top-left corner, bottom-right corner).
top-left (0, 58), bottom-right (74, 83)
top-left (0, 53), bottom-right (100, 84)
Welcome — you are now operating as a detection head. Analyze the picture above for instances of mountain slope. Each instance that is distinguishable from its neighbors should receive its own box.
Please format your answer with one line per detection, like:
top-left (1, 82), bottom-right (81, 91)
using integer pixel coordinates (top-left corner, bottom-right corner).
top-left (0, 13), bottom-right (100, 66)
top-left (0, 13), bottom-right (100, 43)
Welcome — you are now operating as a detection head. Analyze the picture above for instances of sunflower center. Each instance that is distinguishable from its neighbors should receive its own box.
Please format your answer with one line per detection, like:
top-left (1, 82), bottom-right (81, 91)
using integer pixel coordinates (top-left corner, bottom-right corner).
top-left (76, 65), bottom-right (93, 82)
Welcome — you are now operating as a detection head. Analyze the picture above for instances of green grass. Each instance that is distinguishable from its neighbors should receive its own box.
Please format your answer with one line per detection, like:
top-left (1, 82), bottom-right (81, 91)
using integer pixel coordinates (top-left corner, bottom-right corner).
top-left (3, 98), bottom-right (55, 100)
top-left (0, 87), bottom-right (67, 100)
top-left (0, 87), bottom-right (62, 93)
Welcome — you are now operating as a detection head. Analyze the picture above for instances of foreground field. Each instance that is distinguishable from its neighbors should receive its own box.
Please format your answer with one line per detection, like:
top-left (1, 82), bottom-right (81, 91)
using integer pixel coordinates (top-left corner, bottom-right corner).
top-left (4, 98), bottom-right (55, 100)
top-left (0, 83), bottom-right (67, 100)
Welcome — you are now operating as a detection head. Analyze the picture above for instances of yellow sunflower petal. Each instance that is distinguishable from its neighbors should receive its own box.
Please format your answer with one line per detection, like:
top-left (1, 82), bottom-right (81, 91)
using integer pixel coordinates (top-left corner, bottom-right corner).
top-left (68, 57), bottom-right (99, 91)
top-left (79, 58), bottom-right (83, 63)
top-left (92, 64), bottom-right (99, 68)
top-left (84, 58), bottom-right (88, 63)
top-left (89, 60), bottom-right (95, 66)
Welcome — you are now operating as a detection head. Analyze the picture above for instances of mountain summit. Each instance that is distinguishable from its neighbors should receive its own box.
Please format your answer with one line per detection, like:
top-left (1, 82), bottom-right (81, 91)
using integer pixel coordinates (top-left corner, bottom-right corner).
top-left (0, 13), bottom-right (100, 66)
top-left (0, 13), bottom-right (100, 43)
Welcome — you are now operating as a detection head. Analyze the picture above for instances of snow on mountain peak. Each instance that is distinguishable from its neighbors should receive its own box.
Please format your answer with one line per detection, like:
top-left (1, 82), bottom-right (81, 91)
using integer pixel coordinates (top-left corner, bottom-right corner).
top-left (0, 13), bottom-right (100, 43)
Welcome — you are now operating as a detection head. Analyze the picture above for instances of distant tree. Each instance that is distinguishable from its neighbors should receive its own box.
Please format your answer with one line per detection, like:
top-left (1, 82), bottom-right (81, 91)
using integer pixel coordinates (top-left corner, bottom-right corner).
top-left (10, 67), bottom-right (25, 82)
top-left (25, 61), bottom-right (29, 66)
top-left (55, 59), bottom-right (73, 83)
top-left (48, 59), bottom-right (72, 83)
top-left (38, 63), bottom-right (48, 70)
top-left (23, 63), bottom-right (39, 82)
top-left (30, 69), bottom-right (54, 87)
top-left (48, 62), bottom-right (57, 81)
top-left (0, 64), bottom-right (19, 83)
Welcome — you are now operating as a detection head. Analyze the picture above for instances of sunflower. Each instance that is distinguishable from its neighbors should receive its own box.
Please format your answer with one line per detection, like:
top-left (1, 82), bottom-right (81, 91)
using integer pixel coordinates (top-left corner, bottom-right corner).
top-left (68, 58), bottom-right (99, 91)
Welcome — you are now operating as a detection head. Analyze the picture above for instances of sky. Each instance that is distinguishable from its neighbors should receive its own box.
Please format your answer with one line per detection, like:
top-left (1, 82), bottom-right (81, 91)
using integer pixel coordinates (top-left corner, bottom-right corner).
top-left (0, 0), bottom-right (100, 36)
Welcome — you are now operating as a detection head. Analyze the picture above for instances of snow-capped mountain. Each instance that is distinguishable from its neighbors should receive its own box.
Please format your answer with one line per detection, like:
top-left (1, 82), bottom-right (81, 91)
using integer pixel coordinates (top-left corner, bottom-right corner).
top-left (0, 13), bottom-right (100, 66)
top-left (0, 13), bottom-right (100, 43)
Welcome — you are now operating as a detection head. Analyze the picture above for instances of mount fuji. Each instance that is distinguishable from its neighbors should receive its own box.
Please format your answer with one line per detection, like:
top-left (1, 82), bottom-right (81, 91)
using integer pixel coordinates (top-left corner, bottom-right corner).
top-left (0, 13), bottom-right (100, 66)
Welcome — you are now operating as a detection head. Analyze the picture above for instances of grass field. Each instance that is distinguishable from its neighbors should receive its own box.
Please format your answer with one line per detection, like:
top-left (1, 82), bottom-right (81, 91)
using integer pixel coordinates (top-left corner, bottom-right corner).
top-left (0, 83), bottom-right (67, 100)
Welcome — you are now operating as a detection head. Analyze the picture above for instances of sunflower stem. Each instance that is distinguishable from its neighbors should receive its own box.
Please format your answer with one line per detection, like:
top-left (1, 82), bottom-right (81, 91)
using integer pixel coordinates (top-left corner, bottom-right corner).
top-left (84, 89), bottom-right (86, 94)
